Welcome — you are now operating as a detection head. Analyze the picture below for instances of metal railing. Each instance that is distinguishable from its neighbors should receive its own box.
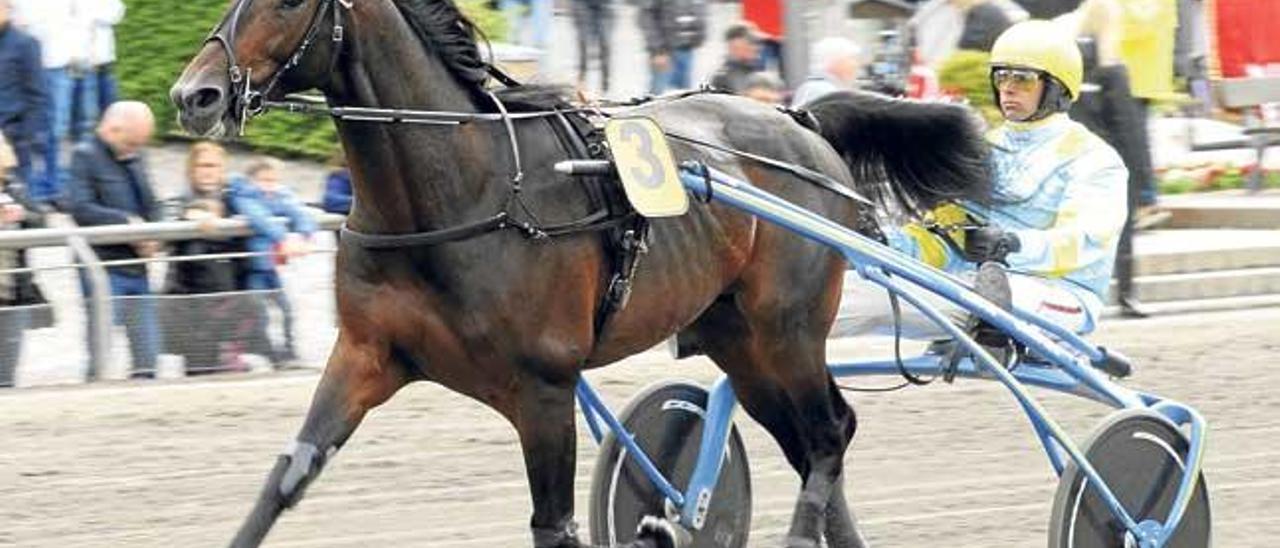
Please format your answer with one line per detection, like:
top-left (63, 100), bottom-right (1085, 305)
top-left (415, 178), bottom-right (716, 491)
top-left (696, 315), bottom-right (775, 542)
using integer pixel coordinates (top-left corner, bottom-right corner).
top-left (0, 211), bottom-right (345, 386)
top-left (1191, 76), bottom-right (1280, 192)
top-left (0, 212), bottom-right (345, 250)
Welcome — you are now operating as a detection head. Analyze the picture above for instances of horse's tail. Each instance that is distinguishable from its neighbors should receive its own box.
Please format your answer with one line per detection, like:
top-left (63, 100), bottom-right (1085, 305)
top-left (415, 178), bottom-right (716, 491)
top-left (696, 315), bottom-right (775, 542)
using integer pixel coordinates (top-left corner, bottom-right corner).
top-left (804, 90), bottom-right (993, 216)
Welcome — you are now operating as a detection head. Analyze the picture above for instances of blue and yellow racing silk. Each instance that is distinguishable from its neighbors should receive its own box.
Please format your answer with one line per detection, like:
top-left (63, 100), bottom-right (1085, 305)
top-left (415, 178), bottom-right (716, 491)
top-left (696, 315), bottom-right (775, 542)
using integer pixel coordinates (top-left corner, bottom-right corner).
top-left (884, 113), bottom-right (1129, 324)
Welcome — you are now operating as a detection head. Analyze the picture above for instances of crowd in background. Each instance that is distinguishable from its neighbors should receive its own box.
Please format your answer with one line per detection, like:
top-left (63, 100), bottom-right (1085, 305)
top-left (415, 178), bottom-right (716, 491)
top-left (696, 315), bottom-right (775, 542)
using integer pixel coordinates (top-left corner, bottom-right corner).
top-left (0, 0), bottom-right (1253, 386)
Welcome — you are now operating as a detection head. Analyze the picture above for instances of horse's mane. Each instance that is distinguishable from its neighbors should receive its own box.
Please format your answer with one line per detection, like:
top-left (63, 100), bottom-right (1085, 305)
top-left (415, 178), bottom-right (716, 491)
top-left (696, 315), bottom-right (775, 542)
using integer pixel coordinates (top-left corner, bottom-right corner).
top-left (392, 0), bottom-right (572, 112)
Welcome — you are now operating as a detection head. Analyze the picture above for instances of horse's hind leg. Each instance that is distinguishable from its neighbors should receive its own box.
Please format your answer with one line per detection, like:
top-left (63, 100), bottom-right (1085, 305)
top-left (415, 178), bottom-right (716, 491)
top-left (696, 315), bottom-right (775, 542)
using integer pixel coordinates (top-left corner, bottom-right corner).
top-left (231, 332), bottom-right (410, 547)
top-left (689, 297), bottom-right (864, 547)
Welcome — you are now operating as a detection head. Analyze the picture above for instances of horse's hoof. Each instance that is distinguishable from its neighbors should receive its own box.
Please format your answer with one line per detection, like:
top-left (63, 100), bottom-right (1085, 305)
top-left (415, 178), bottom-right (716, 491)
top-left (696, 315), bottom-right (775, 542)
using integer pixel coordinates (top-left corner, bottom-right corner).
top-left (783, 536), bottom-right (822, 548)
top-left (632, 516), bottom-right (688, 548)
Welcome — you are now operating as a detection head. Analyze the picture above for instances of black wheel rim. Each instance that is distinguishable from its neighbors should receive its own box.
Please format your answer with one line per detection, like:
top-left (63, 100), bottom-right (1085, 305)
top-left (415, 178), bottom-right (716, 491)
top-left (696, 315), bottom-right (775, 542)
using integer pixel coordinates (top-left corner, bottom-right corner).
top-left (1048, 410), bottom-right (1211, 548)
top-left (588, 380), bottom-right (752, 548)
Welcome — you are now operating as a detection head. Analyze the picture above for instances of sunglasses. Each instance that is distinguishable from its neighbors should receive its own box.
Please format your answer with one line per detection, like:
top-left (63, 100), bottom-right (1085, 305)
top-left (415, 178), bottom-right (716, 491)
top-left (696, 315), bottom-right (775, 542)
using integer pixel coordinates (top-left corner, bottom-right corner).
top-left (991, 68), bottom-right (1042, 91)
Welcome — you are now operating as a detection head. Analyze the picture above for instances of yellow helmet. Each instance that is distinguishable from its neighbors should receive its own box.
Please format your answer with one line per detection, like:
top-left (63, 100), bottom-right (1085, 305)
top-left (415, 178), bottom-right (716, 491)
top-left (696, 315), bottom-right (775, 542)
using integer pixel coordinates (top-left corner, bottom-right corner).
top-left (989, 20), bottom-right (1083, 100)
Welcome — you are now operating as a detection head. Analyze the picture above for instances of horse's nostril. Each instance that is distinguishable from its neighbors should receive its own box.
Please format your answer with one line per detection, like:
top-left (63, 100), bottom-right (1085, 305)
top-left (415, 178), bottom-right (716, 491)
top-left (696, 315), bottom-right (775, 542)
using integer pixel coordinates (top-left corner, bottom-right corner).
top-left (186, 87), bottom-right (224, 111)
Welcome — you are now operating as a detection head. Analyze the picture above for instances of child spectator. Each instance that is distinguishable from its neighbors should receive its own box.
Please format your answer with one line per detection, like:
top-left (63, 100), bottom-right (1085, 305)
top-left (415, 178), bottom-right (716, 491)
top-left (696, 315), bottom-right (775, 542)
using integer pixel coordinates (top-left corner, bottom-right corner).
top-left (228, 156), bottom-right (315, 368)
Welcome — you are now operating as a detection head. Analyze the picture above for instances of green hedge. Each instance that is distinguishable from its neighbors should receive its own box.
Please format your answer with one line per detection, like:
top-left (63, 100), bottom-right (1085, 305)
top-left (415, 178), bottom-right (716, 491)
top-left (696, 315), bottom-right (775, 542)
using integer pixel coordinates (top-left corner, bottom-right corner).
top-left (117, 0), bottom-right (506, 160)
top-left (937, 50), bottom-right (1001, 126)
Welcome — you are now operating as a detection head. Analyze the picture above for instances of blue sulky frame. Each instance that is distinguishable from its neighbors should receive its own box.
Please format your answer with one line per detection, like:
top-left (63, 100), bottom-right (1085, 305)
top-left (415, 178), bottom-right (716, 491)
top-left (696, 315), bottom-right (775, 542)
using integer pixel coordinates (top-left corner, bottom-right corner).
top-left (573, 162), bottom-right (1208, 547)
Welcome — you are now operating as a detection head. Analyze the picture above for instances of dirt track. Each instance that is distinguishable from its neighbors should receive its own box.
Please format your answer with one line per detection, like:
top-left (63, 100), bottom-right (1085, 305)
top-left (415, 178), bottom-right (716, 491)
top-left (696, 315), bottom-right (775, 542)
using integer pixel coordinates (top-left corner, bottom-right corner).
top-left (2, 307), bottom-right (1278, 547)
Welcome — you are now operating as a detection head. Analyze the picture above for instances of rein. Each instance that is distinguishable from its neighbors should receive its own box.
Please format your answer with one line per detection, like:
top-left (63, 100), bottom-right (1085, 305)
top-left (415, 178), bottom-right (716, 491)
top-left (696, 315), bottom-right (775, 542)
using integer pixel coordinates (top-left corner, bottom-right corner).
top-left (207, 0), bottom-right (868, 250)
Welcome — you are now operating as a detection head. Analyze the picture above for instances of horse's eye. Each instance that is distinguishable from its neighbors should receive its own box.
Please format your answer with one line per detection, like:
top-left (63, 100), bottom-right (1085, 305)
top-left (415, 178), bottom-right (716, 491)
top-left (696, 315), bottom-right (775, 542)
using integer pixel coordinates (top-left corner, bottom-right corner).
top-left (280, 0), bottom-right (305, 9)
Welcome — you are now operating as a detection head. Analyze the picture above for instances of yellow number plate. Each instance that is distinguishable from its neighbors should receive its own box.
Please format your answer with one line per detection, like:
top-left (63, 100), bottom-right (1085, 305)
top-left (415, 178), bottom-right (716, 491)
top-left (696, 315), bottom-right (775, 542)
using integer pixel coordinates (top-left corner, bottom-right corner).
top-left (605, 117), bottom-right (688, 218)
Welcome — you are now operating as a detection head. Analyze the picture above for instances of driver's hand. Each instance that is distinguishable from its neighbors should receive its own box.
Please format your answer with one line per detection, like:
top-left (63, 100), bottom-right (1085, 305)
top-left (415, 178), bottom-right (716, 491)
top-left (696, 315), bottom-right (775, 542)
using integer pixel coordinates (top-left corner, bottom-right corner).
top-left (963, 226), bottom-right (1021, 264)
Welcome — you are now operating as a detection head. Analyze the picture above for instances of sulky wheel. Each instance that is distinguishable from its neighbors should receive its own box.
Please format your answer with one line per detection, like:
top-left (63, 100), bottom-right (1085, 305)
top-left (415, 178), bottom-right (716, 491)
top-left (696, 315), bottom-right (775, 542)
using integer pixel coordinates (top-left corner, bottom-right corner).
top-left (588, 380), bottom-right (752, 548)
top-left (1048, 409), bottom-right (1211, 547)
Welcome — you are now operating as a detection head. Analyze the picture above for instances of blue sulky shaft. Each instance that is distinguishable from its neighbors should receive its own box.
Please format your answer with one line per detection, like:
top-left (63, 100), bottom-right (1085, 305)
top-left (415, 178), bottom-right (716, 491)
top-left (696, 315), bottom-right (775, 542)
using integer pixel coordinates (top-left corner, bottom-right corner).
top-left (575, 379), bottom-right (686, 507)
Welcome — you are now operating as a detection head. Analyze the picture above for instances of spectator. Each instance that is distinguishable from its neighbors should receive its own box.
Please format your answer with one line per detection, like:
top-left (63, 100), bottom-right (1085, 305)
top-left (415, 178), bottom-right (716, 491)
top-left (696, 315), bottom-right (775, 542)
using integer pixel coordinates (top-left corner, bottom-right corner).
top-left (321, 150), bottom-right (352, 215)
top-left (67, 101), bottom-right (160, 380)
top-left (955, 0), bottom-right (1017, 52)
top-left (0, 0), bottom-right (49, 200)
top-left (570, 0), bottom-right (614, 93)
top-left (1058, 0), bottom-right (1172, 318)
top-left (163, 142), bottom-right (247, 374)
top-left (742, 0), bottom-right (783, 74)
top-left (791, 37), bottom-right (864, 107)
top-left (637, 0), bottom-right (709, 95)
top-left (709, 23), bottom-right (763, 94)
top-left (501, 0), bottom-right (552, 69)
top-left (69, 0), bottom-right (123, 142)
top-left (911, 0), bottom-right (1027, 65)
top-left (741, 71), bottom-right (785, 104)
top-left (228, 157), bottom-right (316, 368)
top-left (1, 130), bottom-right (49, 388)
top-left (1114, 0), bottom-right (1176, 229)
top-left (13, 0), bottom-right (92, 206)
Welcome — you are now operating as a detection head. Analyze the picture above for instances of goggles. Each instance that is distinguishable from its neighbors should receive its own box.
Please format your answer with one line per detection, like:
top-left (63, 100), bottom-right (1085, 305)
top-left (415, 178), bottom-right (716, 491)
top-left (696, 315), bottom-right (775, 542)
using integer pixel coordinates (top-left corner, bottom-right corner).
top-left (991, 68), bottom-right (1043, 91)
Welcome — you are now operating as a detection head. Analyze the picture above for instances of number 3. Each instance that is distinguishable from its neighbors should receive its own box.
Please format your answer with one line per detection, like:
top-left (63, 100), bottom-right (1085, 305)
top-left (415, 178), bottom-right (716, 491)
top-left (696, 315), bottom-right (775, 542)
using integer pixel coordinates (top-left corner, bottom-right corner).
top-left (618, 121), bottom-right (664, 189)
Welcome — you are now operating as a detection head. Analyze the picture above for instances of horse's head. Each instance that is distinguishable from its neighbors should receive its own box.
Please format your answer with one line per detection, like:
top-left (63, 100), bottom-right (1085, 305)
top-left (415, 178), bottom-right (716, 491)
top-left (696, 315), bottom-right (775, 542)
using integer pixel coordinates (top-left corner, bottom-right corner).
top-left (170, 0), bottom-right (348, 138)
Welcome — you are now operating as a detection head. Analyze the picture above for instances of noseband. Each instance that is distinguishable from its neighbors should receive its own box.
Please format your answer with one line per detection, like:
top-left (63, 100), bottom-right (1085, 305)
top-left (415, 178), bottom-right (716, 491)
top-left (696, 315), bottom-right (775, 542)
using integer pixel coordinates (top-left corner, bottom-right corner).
top-left (205, 0), bottom-right (350, 133)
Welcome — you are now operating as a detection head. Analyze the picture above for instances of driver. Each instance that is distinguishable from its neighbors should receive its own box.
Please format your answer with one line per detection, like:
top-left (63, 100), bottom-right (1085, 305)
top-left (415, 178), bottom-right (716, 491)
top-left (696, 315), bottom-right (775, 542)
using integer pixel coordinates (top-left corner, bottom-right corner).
top-left (833, 20), bottom-right (1128, 341)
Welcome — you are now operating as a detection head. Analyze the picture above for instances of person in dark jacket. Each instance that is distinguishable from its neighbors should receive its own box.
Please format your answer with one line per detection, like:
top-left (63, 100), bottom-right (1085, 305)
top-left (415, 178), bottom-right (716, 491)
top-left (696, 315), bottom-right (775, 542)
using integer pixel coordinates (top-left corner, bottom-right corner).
top-left (163, 141), bottom-right (247, 374)
top-left (0, 0), bottom-right (50, 200)
top-left (1060, 0), bottom-right (1159, 317)
top-left (709, 23), bottom-right (763, 93)
top-left (956, 0), bottom-right (1015, 52)
top-left (637, 0), bottom-right (708, 94)
top-left (321, 151), bottom-right (352, 215)
top-left (67, 101), bottom-right (160, 380)
top-left (570, 0), bottom-right (614, 93)
top-left (1, 130), bottom-right (48, 387)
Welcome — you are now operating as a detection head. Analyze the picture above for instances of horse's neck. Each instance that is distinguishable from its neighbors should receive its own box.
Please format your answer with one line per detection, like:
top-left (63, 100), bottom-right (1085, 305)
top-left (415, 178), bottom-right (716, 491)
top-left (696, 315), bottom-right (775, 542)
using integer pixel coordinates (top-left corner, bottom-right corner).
top-left (329, 11), bottom-right (501, 234)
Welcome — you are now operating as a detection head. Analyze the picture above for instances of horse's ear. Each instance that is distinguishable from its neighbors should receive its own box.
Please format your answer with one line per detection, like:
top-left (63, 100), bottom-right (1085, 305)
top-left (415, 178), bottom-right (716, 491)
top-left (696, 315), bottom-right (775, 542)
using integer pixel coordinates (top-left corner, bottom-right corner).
top-left (804, 91), bottom-right (993, 216)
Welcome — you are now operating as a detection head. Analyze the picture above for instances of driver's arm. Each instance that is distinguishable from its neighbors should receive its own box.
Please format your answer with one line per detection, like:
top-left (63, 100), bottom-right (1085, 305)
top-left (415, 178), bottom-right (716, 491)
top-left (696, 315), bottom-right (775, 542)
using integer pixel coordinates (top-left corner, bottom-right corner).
top-left (883, 202), bottom-right (970, 271)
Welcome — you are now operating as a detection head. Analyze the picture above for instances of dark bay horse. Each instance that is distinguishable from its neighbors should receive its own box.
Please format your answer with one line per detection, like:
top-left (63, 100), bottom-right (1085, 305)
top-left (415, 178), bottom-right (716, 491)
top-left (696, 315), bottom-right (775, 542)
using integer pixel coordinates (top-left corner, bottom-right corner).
top-left (169, 0), bottom-right (991, 546)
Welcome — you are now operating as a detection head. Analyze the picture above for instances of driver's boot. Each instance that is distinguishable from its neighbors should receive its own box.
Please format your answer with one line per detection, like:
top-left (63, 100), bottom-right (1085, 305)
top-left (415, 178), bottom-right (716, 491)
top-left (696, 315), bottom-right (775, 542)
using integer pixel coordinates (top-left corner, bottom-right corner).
top-left (944, 262), bottom-right (1014, 380)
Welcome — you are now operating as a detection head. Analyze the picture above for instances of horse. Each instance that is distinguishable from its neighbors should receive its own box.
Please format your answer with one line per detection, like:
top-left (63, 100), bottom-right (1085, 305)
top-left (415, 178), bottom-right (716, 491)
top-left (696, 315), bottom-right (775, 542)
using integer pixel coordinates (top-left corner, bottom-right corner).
top-left (169, 1), bottom-right (991, 546)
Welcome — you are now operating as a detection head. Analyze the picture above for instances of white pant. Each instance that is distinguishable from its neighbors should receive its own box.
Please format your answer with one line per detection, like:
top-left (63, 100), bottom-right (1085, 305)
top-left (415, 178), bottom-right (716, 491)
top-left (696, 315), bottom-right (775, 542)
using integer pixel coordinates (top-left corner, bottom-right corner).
top-left (830, 269), bottom-right (1095, 340)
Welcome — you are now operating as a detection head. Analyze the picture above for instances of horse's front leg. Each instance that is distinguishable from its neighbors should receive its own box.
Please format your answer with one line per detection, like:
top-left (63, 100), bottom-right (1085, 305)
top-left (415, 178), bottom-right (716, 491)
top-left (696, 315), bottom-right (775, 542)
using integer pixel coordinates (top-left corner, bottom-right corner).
top-left (511, 369), bottom-right (683, 548)
top-left (510, 371), bottom-right (584, 547)
top-left (230, 331), bottom-right (410, 547)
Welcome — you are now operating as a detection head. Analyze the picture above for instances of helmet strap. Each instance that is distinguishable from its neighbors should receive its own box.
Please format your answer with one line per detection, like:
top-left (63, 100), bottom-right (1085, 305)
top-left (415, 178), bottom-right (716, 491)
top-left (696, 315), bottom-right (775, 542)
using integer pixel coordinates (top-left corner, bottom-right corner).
top-left (1026, 76), bottom-right (1072, 122)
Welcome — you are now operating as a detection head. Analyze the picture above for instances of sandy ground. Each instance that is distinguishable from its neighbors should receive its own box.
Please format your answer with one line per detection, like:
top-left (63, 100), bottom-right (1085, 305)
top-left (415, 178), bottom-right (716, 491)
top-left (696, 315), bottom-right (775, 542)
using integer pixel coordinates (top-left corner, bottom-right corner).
top-left (2, 307), bottom-right (1277, 547)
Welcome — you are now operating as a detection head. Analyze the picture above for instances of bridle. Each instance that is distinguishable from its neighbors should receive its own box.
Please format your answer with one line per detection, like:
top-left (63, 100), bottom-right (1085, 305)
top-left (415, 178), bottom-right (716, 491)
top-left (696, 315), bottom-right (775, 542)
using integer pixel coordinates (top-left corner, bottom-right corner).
top-left (205, 0), bottom-right (351, 134)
